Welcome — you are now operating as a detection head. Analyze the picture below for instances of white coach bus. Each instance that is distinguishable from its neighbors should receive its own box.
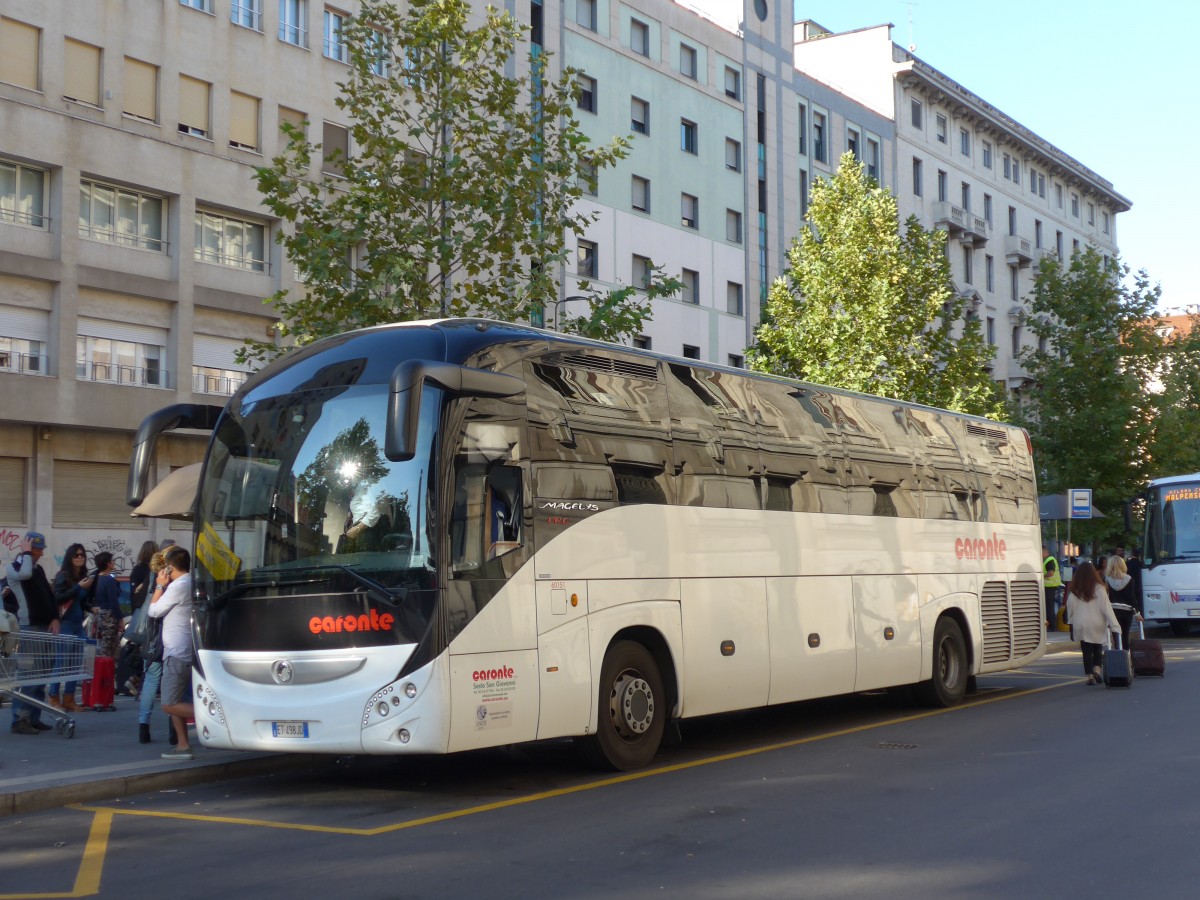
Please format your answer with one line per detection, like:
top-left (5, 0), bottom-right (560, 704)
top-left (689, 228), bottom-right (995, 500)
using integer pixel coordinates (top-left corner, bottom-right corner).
top-left (1141, 473), bottom-right (1200, 635)
top-left (127, 319), bottom-right (1044, 770)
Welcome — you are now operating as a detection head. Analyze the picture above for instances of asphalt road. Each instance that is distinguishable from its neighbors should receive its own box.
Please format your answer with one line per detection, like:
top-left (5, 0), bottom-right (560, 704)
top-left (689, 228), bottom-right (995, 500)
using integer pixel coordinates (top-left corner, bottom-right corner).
top-left (3, 638), bottom-right (1198, 900)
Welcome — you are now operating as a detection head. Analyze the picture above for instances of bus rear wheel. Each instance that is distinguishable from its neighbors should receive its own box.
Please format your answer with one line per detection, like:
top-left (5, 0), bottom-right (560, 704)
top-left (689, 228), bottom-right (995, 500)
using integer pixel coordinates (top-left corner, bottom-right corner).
top-left (915, 617), bottom-right (968, 708)
top-left (583, 641), bottom-right (666, 771)
top-left (1170, 620), bottom-right (1191, 637)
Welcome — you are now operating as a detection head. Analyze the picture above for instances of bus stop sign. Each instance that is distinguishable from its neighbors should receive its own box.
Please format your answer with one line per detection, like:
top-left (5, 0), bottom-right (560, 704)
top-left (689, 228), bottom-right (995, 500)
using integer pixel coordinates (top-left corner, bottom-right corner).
top-left (1070, 488), bottom-right (1093, 519)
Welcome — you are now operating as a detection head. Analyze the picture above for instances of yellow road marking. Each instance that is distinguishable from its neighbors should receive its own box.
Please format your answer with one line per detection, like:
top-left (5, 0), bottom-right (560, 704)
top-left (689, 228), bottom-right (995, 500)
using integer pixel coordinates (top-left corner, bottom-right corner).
top-left (73, 678), bottom-right (1081, 837)
top-left (0, 811), bottom-right (111, 900)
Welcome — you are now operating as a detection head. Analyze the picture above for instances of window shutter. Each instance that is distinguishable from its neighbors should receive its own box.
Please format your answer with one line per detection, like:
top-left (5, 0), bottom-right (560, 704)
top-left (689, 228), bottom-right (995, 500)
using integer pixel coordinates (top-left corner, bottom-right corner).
top-left (77, 316), bottom-right (167, 346)
top-left (322, 121), bottom-right (348, 175)
top-left (0, 457), bottom-right (27, 522)
top-left (53, 460), bottom-right (129, 526)
top-left (178, 75), bottom-right (210, 134)
top-left (123, 57), bottom-right (156, 121)
top-left (193, 335), bottom-right (250, 371)
top-left (63, 38), bottom-right (100, 105)
top-left (0, 18), bottom-right (39, 91)
top-left (229, 91), bottom-right (259, 150)
top-left (278, 105), bottom-right (305, 138)
top-left (0, 305), bottom-right (50, 342)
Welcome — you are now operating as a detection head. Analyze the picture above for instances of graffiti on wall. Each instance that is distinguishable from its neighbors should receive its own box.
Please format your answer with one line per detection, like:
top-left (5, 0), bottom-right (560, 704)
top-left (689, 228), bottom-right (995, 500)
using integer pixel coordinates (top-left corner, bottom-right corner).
top-left (2, 528), bottom-right (151, 576)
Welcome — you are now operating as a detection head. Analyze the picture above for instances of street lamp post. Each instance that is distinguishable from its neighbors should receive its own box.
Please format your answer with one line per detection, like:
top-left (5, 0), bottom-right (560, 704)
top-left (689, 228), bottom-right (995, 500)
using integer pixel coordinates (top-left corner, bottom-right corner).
top-left (547, 295), bottom-right (590, 331)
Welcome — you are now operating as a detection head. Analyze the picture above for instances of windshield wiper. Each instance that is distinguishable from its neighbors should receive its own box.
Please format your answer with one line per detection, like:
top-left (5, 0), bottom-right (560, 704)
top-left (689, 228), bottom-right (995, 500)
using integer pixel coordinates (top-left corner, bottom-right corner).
top-left (206, 575), bottom-right (326, 611)
top-left (331, 564), bottom-right (409, 607)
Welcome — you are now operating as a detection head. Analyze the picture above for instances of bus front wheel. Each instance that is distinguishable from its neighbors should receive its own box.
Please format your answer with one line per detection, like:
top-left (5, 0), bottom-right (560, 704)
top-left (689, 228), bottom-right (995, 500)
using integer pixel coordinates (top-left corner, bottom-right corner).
top-left (1170, 620), bottom-right (1191, 637)
top-left (583, 641), bottom-right (666, 771)
top-left (915, 617), bottom-right (968, 708)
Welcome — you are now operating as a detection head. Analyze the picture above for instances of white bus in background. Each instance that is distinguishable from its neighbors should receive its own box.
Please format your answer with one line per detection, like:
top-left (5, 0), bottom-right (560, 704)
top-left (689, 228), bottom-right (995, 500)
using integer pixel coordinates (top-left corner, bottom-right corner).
top-left (1141, 473), bottom-right (1200, 635)
top-left (127, 319), bottom-right (1045, 771)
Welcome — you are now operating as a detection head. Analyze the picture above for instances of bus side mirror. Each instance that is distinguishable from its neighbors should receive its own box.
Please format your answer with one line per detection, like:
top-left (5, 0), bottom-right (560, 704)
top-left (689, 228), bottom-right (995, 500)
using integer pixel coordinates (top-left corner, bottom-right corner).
top-left (386, 360), bottom-right (523, 462)
top-left (127, 403), bottom-right (224, 506)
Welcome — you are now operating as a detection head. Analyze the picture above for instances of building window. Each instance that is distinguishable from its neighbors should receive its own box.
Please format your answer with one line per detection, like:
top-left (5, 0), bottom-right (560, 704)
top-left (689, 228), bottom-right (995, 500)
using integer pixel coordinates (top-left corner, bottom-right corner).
top-left (912, 158), bottom-right (922, 196)
top-left (1011, 159), bottom-right (1020, 184)
top-left (279, 105), bottom-right (306, 140)
top-left (724, 66), bottom-right (740, 99)
top-left (681, 193), bottom-right (698, 229)
top-left (630, 18), bottom-right (648, 55)
top-left (982, 141), bottom-right (992, 169)
top-left (576, 74), bottom-right (596, 113)
top-left (960, 127), bottom-right (970, 157)
top-left (1038, 173), bottom-right (1046, 198)
top-left (193, 364), bottom-right (248, 395)
top-left (0, 336), bottom-right (46, 375)
top-left (1012, 325), bottom-right (1022, 357)
top-left (986, 316), bottom-right (995, 346)
top-left (866, 138), bottom-right (879, 181)
top-left (323, 8), bottom-right (348, 62)
top-left (279, 0), bottom-right (307, 46)
top-left (727, 281), bottom-right (743, 316)
top-left (1073, 238), bottom-right (1080, 253)
top-left (725, 138), bottom-right (741, 171)
top-left (364, 28), bottom-right (389, 77)
top-left (681, 269), bottom-right (699, 305)
top-left (800, 169), bottom-right (809, 218)
top-left (813, 111), bottom-right (826, 163)
top-left (847, 127), bottom-right (859, 160)
top-left (1009, 265), bottom-right (1019, 302)
top-left (1034, 219), bottom-right (1043, 248)
top-left (1056, 230), bottom-right (1063, 257)
top-left (0, 159), bottom-right (48, 228)
top-left (579, 160), bottom-right (597, 196)
top-left (193, 336), bottom-right (251, 394)
top-left (322, 121), bottom-right (349, 175)
top-left (123, 57), bottom-right (157, 122)
top-left (1055, 183), bottom-right (1063, 208)
top-left (962, 246), bottom-right (973, 284)
top-left (631, 175), bottom-right (649, 212)
top-left (633, 335), bottom-right (651, 350)
top-left (727, 354), bottom-right (743, 368)
top-left (679, 43), bottom-right (697, 80)
top-left (194, 209), bottom-right (267, 272)
top-left (79, 180), bottom-right (166, 251)
top-left (632, 254), bottom-right (651, 289)
top-left (984, 193), bottom-right (992, 226)
top-left (798, 103), bottom-right (807, 156)
top-left (180, 0), bottom-right (211, 10)
top-left (935, 113), bottom-right (947, 144)
top-left (937, 170), bottom-right (947, 202)
top-left (1029, 169), bottom-right (1037, 195)
top-left (232, 0), bottom-right (262, 30)
top-left (1071, 193), bottom-right (1079, 217)
top-left (63, 39), bottom-right (101, 107)
top-left (910, 98), bottom-right (922, 129)
top-left (682, 344), bottom-right (700, 360)
top-left (1103, 211), bottom-right (1110, 235)
top-left (631, 96), bottom-right (649, 134)
top-left (1087, 202), bottom-right (1095, 226)
top-left (726, 209), bottom-right (742, 243)
top-left (1003, 154), bottom-right (1011, 179)
top-left (178, 74), bottom-right (211, 137)
top-left (576, 239), bottom-right (597, 278)
top-left (1007, 206), bottom-right (1016, 236)
top-left (961, 182), bottom-right (970, 212)
top-left (229, 91), bottom-right (260, 151)
top-left (578, 0), bottom-right (597, 32)
top-left (681, 119), bottom-right (698, 154)
top-left (0, 17), bottom-right (41, 92)
top-left (985, 255), bottom-right (994, 292)
top-left (76, 334), bottom-right (165, 387)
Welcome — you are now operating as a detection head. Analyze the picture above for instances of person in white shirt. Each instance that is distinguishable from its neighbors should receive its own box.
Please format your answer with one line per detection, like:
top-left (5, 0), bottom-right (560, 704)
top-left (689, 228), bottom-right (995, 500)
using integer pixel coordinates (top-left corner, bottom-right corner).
top-left (146, 546), bottom-right (195, 760)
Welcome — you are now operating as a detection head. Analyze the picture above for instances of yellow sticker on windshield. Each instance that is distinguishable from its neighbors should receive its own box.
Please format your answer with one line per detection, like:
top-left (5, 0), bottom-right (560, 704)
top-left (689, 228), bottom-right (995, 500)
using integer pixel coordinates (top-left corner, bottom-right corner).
top-left (196, 522), bottom-right (241, 581)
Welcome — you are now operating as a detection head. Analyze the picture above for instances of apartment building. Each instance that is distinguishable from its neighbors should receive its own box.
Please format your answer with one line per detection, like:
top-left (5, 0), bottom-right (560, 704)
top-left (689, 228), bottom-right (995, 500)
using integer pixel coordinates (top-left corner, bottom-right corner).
top-left (793, 20), bottom-right (1130, 397)
top-left (0, 1), bottom-right (1125, 560)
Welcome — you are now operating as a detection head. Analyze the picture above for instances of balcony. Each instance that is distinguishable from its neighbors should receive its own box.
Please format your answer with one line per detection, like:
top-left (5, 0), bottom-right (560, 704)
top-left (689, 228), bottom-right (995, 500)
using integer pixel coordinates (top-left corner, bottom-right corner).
top-left (0, 351), bottom-right (49, 376)
top-left (1005, 234), bottom-right (1033, 267)
top-left (77, 362), bottom-right (171, 389)
top-left (933, 201), bottom-right (968, 237)
top-left (192, 371), bottom-right (248, 396)
top-left (961, 213), bottom-right (991, 246)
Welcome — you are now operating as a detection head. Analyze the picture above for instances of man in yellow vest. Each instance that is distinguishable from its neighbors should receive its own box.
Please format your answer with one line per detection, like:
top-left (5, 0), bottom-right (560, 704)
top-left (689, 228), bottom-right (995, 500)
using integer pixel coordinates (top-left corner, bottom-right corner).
top-left (1043, 545), bottom-right (1063, 631)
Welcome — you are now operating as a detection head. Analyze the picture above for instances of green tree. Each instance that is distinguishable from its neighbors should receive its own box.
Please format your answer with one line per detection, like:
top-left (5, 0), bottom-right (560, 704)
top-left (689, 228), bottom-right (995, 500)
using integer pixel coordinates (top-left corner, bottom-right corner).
top-left (749, 154), bottom-right (1001, 418)
top-left (557, 262), bottom-right (682, 341)
top-left (1015, 248), bottom-right (1163, 544)
top-left (247, 0), bottom-right (635, 364)
top-left (1147, 313), bottom-right (1200, 478)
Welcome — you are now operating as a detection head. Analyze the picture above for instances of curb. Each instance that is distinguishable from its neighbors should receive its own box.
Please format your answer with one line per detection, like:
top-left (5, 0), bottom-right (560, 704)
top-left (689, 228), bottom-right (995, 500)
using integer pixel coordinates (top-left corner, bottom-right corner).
top-left (0, 753), bottom-right (330, 818)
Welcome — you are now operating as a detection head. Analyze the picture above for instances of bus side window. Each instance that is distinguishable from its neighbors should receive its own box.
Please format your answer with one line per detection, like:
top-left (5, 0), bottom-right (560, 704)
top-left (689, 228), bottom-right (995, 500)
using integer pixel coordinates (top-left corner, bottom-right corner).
top-left (450, 462), bottom-right (524, 572)
top-left (485, 465), bottom-right (523, 560)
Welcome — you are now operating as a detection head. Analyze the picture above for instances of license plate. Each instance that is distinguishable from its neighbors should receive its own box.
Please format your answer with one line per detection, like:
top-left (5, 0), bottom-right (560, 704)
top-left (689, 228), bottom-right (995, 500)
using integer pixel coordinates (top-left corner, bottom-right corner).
top-left (1189, 610), bottom-right (1200, 617)
top-left (272, 721), bottom-right (309, 738)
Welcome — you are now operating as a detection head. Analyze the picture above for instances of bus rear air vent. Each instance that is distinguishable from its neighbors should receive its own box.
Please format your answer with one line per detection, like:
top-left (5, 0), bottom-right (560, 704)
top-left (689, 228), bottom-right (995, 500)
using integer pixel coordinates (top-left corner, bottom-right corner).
top-left (560, 353), bottom-right (659, 381)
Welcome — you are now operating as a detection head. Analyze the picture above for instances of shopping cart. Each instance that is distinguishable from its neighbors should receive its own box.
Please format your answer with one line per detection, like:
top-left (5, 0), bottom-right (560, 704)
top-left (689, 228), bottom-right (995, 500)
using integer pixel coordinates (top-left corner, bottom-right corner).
top-left (0, 628), bottom-right (95, 738)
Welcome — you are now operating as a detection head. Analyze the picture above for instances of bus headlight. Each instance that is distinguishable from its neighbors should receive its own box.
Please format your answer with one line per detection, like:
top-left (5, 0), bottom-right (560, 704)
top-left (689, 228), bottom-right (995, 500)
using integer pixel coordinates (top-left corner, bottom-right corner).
top-left (404, 682), bottom-right (418, 699)
top-left (196, 684), bottom-right (226, 725)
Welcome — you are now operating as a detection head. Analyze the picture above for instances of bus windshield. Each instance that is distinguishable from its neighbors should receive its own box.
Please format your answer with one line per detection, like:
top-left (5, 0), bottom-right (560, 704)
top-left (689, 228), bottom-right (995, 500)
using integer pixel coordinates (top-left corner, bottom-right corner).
top-left (192, 382), bottom-right (441, 653)
top-left (1145, 481), bottom-right (1200, 565)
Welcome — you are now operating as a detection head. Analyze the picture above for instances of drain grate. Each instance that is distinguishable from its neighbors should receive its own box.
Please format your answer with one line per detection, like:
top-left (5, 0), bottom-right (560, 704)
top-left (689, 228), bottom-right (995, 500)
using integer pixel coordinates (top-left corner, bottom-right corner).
top-left (876, 741), bottom-right (919, 750)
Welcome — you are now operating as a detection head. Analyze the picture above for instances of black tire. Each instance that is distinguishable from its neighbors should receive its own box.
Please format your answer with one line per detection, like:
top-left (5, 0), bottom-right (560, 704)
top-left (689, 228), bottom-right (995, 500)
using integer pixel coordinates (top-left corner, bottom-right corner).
top-left (915, 617), bottom-right (968, 708)
top-left (581, 640), bottom-right (666, 771)
top-left (1169, 620), bottom-right (1191, 637)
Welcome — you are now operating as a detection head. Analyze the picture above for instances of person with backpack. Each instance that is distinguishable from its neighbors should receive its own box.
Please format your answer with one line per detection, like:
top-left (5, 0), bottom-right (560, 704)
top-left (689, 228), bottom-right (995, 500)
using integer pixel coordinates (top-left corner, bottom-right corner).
top-left (49, 543), bottom-right (95, 711)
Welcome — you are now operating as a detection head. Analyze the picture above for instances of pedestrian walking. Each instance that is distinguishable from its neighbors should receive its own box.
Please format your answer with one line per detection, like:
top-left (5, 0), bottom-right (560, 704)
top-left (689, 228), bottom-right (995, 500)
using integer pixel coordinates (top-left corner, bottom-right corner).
top-left (1066, 561), bottom-right (1122, 685)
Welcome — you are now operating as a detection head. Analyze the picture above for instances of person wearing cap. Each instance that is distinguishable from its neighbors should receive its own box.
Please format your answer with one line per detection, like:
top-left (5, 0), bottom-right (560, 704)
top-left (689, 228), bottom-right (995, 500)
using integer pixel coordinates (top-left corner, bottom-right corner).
top-left (6, 532), bottom-right (60, 735)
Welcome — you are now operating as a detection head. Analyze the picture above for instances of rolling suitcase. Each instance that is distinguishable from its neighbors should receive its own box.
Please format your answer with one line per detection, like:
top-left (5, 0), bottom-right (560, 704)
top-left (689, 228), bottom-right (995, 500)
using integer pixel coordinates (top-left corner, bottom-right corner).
top-left (1130, 621), bottom-right (1166, 677)
top-left (87, 654), bottom-right (117, 710)
top-left (1104, 632), bottom-right (1133, 689)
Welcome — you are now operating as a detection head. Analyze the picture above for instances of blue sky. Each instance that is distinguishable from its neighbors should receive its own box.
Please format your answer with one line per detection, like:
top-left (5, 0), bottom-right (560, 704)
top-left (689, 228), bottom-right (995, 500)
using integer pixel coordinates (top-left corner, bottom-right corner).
top-left (791, 0), bottom-right (1198, 312)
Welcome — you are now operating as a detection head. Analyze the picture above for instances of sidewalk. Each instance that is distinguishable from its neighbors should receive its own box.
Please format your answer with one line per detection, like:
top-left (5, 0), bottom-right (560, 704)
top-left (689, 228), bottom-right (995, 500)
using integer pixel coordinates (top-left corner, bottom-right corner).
top-left (0, 690), bottom-right (320, 817)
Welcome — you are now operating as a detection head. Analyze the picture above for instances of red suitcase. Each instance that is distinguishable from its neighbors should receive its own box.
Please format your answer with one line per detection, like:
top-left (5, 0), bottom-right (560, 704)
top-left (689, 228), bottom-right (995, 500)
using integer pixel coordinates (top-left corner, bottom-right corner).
top-left (1130, 621), bottom-right (1166, 677)
top-left (87, 655), bottom-right (117, 710)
